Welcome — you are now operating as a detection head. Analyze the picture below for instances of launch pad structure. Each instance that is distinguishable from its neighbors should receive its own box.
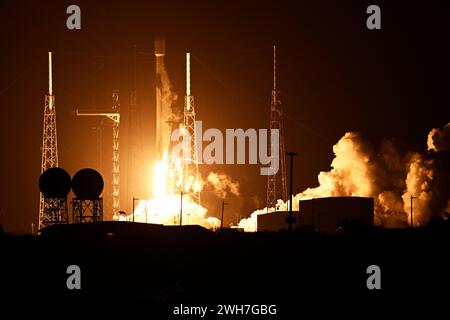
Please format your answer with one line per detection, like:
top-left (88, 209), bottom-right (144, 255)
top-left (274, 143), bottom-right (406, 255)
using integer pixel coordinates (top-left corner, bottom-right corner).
top-left (76, 91), bottom-right (121, 220)
top-left (37, 41), bottom-right (284, 227)
top-left (73, 198), bottom-right (104, 223)
top-left (154, 39), bottom-right (201, 206)
top-left (182, 52), bottom-right (201, 205)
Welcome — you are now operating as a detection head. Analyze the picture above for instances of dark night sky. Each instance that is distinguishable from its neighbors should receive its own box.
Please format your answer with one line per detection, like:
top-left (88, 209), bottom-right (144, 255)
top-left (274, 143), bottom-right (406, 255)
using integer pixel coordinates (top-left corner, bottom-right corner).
top-left (0, 0), bottom-right (448, 233)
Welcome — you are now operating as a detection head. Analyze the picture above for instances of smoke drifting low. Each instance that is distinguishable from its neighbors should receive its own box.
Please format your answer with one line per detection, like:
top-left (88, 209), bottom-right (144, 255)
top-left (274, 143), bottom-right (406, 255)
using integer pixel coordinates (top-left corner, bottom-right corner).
top-left (239, 124), bottom-right (450, 231)
top-left (207, 172), bottom-right (240, 199)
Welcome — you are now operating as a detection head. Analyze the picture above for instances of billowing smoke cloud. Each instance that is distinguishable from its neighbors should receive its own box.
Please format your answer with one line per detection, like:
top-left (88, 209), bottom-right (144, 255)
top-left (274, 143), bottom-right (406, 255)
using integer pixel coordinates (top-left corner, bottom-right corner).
top-left (239, 125), bottom-right (450, 232)
top-left (207, 172), bottom-right (240, 199)
top-left (401, 153), bottom-right (434, 226)
top-left (427, 123), bottom-right (450, 152)
top-left (299, 132), bottom-right (379, 199)
top-left (297, 132), bottom-right (410, 228)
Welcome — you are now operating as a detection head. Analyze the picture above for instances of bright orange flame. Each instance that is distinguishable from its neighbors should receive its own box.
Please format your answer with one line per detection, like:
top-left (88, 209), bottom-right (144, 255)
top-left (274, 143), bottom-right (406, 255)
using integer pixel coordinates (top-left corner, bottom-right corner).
top-left (154, 152), bottom-right (169, 197)
top-left (132, 151), bottom-right (220, 229)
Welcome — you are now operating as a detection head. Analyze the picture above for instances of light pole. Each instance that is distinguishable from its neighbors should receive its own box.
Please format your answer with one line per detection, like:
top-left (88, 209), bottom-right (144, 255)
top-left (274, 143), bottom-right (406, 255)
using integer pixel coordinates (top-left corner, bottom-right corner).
top-left (132, 197), bottom-right (140, 223)
top-left (179, 191), bottom-right (196, 226)
top-left (145, 200), bottom-right (148, 223)
top-left (286, 152), bottom-right (298, 231)
top-left (410, 195), bottom-right (417, 228)
top-left (180, 191), bottom-right (184, 226)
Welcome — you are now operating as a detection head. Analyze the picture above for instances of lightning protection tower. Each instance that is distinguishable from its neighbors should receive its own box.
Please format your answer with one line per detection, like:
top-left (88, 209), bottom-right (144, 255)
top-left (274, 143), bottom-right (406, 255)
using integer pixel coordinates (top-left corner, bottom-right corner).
top-left (183, 53), bottom-right (201, 205)
top-left (39, 52), bottom-right (59, 230)
top-left (266, 46), bottom-right (287, 210)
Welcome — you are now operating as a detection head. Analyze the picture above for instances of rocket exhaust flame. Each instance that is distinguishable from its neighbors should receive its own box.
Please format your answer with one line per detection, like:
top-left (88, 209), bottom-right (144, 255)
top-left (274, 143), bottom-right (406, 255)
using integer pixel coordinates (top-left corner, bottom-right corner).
top-left (132, 151), bottom-right (220, 229)
top-left (132, 40), bottom-right (219, 228)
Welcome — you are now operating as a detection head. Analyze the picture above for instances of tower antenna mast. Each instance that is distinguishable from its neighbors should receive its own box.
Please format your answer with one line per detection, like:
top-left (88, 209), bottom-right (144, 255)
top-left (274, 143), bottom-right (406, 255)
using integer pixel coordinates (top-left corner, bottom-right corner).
top-left (266, 45), bottom-right (287, 210)
top-left (38, 52), bottom-right (60, 230)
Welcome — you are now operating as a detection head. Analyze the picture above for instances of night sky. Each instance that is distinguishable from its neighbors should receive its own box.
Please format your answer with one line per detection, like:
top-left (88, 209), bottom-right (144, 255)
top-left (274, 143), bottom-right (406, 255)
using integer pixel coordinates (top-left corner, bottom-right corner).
top-left (0, 0), bottom-right (448, 233)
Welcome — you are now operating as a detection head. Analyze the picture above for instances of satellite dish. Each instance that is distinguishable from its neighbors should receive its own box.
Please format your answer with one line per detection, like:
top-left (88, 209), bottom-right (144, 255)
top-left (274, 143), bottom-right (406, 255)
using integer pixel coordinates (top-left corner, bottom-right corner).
top-left (39, 167), bottom-right (72, 198)
top-left (72, 168), bottom-right (104, 200)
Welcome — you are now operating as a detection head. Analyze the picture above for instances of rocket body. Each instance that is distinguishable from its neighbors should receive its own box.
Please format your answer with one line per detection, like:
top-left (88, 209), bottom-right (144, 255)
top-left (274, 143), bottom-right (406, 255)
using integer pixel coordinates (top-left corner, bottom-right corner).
top-left (155, 39), bottom-right (166, 160)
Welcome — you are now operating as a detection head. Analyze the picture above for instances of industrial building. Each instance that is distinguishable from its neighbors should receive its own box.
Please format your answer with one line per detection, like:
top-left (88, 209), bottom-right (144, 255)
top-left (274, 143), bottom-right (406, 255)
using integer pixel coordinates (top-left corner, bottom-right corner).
top-left (257, 197), bottom-right (374, 233)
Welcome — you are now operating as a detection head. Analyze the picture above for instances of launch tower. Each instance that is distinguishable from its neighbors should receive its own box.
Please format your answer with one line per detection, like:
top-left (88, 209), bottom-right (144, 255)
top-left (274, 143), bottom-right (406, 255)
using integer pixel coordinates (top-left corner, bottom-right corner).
top-left (183, 53), bottom-right (201, 205)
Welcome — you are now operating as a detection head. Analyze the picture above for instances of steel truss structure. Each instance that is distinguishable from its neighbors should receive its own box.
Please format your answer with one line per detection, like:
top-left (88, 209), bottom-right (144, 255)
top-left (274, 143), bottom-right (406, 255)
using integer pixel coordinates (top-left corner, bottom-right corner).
top-left (267, 46), bottom-right (287, 210)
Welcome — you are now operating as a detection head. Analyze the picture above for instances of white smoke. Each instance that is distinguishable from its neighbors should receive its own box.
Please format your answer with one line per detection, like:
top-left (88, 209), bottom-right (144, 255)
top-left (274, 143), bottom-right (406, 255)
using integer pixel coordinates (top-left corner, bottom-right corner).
top-left (239, 125), bottom-right (450, 231)
top-left (427, 123), bottom-right (450, 152)
top-left (238, 199), bottom-right (287, 232)
top-left (402, 153), bottom-right (434, 226)
top-left (206, 172), bottom-right (240, 199)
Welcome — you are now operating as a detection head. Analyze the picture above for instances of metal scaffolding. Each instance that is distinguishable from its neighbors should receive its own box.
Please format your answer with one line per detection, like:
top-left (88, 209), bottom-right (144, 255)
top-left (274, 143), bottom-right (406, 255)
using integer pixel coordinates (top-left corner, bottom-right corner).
top-left (76, 91), bottom-right (121, 219)
top-left (267, 46), bottom-right (287, 209)
top-left (183, 53), bottom-right (201, 205)
top-left (72, 198), bottom-right (103, 223)
top-left (38, 52), bottom-right (59, 230)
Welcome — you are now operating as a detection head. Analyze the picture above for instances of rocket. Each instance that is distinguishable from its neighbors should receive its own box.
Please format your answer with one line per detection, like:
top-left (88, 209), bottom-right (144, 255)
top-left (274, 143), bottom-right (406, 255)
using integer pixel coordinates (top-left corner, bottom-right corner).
top-left (154, 38), bottom-right (165, 160)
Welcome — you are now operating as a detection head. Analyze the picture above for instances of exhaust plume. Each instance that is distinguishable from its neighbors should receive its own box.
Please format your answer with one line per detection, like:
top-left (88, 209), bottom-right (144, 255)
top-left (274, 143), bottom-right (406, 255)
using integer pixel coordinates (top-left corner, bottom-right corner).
top-left (155, 39), bottom-right (181, 159)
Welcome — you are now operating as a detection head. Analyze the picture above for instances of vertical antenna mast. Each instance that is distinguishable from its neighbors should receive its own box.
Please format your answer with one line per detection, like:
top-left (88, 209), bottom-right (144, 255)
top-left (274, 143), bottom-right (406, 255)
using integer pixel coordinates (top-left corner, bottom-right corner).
top-left (186, 53), bottom-right (191, 97)
top-left (39, 52), bottom-right (59, 230)
top-left (267, 45), bottom-right (287, 211)
top-left (273, 45), bottom-right (276, 91)
top-left (48, 52), bottom-right (53, 96)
